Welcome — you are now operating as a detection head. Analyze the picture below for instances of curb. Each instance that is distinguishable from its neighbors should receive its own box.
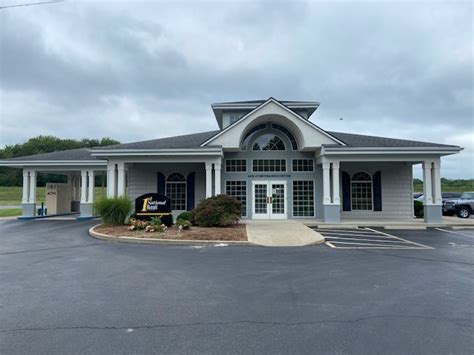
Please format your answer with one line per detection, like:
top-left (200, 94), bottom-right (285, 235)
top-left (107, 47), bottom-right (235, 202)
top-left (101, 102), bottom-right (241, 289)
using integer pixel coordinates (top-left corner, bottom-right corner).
top-left (88, 224), bottom-right (255, 246)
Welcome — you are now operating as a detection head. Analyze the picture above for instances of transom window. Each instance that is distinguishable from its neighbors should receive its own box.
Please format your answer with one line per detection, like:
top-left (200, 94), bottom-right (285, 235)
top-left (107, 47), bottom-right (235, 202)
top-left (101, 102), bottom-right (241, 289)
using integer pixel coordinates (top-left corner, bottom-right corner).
top-left (293, 180), bottom-right (314, 217)
top-left (351, 172), bottom-right (372, 211)
top-left (225, 159), bottom-right (246, 172)
top-left (240, 124), bottom-right (266, 150)
top-left (252, 134), bottom-right (286, 151)
top-left (292, 159), bottom-right (314, 172)
top-left (252, 159), bottom-right (286, 172)
top-left (225, 181), bottom-right (247, 217)
top-left (166, 173), bottom-right (186, 210)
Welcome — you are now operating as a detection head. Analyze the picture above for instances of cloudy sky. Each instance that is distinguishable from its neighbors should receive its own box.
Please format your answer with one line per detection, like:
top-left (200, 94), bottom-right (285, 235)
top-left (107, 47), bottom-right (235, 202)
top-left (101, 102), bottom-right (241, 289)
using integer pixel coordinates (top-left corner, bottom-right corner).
top-left (0, 0), bottom-right (472, 178)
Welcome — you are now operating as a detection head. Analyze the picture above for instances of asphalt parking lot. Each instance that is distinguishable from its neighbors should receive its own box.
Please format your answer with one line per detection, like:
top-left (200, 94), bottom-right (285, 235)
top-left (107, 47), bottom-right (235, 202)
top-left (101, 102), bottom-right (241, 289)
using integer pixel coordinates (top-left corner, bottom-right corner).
top-left (0, 220), bottom-right (473, 354)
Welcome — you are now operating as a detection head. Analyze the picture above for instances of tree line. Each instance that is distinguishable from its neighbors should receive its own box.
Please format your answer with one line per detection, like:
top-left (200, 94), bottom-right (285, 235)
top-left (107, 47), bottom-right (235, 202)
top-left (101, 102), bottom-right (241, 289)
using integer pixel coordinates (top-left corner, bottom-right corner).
top-left (0, 136), bottom-right (120, 186)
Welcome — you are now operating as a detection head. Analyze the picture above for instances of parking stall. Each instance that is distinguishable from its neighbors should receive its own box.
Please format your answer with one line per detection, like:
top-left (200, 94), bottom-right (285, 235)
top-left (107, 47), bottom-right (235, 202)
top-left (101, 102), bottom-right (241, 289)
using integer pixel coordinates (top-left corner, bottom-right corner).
top-left (311, 227), bottom-right (432, 249)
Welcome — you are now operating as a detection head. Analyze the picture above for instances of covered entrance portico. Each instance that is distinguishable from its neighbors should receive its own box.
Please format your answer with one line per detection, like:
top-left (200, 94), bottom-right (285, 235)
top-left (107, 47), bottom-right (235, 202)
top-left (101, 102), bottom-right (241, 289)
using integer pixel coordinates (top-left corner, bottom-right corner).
top-left (317, 149), bottom-right (449, 224)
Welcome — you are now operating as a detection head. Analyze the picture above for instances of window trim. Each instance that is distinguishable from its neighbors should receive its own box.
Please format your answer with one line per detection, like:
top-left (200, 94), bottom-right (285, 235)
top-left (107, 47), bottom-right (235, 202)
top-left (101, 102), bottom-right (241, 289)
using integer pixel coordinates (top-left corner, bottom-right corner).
top-left (252, 159), bottom-right (287, 172)
top-left (225, 159), bottom-right (247, 173)
top-left (350, 171), bottom-right (373, 211)
top-left (251, 133), bottom-right (287, 151)
top-left (166, 172), bottom-right (187, 211)
top-left (291, 179), bottom-right (316, 218)
top-left (225, 180), bottom-right (247, 218)
top-left (291, 158), bottom-right (314, 172)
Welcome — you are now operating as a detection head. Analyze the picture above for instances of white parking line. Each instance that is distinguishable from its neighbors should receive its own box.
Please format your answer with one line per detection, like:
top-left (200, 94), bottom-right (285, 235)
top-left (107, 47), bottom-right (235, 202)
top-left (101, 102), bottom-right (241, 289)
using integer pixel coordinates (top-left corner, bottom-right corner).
top-left (316, 227), bottom-right (432, 250)
top-left (325, 236), bottom-right (413, 244)
top-left (435, 228), bottom-right (474, 239)
top-left (364, 228), bottom-right (433, 249)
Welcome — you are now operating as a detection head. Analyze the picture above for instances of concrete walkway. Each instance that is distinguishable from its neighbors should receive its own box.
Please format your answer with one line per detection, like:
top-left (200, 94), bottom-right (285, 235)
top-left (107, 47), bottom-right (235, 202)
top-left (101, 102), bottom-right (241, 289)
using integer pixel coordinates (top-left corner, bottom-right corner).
top-left (246, 220), bottom-right (325, 247)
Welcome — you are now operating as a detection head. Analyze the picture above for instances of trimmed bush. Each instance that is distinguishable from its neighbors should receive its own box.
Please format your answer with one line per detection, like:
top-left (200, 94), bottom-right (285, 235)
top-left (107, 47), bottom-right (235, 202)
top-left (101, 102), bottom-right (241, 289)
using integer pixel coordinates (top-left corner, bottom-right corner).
top-left (414, 200), bottom-right (424, 218)
top-left (177, 211), bottom-right (194, 224)
top-left (94, 197), bottom-right (132, 225)
top-left (193, 194), bottom-right (241, 227)
top-left (176, 218), bottom-right (192, 230)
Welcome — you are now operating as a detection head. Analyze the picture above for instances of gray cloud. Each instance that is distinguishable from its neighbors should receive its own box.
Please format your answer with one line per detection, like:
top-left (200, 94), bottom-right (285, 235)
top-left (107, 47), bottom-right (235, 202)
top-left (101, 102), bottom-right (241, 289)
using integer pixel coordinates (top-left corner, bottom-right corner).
top-left (0, 0), bottom-right (472, 178)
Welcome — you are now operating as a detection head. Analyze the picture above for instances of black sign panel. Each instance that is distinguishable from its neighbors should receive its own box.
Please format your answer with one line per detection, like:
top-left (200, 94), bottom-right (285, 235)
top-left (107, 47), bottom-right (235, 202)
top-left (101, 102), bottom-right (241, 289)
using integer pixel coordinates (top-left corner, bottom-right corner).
top-left (134, 193), bottom-right (172, 224)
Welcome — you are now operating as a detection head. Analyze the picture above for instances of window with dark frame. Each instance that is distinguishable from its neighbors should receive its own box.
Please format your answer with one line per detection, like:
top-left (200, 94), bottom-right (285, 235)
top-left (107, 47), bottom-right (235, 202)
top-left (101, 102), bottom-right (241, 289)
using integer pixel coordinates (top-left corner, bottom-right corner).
top-left (225, 159), bottom-right (247, 172)
top-left (351, 171), bottom-right (373, 211)
top-left (252, 159), bottom-right (286, 172)
top-left (293, 180), bottom-right (314, 217)
top-left (292, 159), bottom-right (314, 172)
top-left (225, 181), bottom-right (247, 217)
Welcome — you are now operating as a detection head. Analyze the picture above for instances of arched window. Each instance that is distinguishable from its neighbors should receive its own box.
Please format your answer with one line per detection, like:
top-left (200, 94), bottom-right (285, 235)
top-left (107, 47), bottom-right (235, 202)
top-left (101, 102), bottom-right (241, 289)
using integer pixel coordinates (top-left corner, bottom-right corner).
top-left (166, 173), bottom-right (186, 210)
top-left (252, 134), bottom-right (286, 151)
top-left (272, 123), bottom-right (298, 150)
top-left (240, 124), bottom-right (266, 150)
top-left (351, 172), bottom-right (372, 211)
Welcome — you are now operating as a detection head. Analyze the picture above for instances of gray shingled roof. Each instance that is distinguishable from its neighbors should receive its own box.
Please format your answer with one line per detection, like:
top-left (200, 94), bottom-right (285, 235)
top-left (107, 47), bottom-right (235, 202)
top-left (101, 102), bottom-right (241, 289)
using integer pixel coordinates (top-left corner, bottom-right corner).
top-left (5, 148), bottom-right (100, 161)
top-left (1, 129), bottom-right (459, 163)
top-left (94, 130), bottom-right (220, 150)
top-left (326, 131), bottom-right (458, 148)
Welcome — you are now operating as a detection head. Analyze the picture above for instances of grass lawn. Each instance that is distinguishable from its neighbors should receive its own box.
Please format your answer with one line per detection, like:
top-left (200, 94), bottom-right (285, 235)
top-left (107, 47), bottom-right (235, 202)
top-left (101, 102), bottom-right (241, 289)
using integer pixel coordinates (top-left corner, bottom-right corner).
top-left (0, 186), bottom-right (106, 206)
top-left (0, 208), bottom-right (21, 217)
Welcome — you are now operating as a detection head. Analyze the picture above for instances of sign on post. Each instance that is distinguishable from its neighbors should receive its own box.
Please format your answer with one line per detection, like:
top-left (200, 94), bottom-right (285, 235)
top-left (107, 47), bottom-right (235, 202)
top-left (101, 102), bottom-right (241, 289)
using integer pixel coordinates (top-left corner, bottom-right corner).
top-left (134, 193), bottom-right (173, 226)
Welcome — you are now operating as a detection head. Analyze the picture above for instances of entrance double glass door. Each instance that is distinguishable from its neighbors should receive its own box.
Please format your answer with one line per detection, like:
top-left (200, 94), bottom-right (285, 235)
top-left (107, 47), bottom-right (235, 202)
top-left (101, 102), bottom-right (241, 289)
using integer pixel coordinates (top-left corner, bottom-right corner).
top-left (252, 181), bottom-right (287, 219)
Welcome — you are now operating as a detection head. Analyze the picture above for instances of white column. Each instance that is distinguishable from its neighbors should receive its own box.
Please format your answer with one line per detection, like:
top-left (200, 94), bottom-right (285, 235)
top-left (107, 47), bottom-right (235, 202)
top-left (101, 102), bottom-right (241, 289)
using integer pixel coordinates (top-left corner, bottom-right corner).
top-left (28, 170), bottom-right (36, 204)
top-left (422, 161), bottom-right (433, 205)
top-left (87, 170), bottom-right (95, 203)
top-left (322, 162), bottom-right (331, 204)
top-left (81, 170), bottom-right (88, 203)
top-left (205, 162), bottom-right (213, 198)
top-left (107, 163), bottom-right (116, 198)
top-left (214, 161), bottom-right (221, 195)
top-left (117, 162), bottom-right (126, 197)
top-left (432, 159), bottom-right (442, 205)
top-left (22, 170), bottom-right (29, 203)
top-left (332, 161), bottom-right (340, 204)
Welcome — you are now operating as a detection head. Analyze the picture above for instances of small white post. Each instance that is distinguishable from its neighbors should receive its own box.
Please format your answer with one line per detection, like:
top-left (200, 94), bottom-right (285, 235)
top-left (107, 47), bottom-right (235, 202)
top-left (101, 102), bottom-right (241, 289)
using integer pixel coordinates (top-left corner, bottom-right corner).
top-left (87, 170), bottom-right (95, 203)
top-left (205, 162), bottom-right (213, 198)
top-left (117, 162), bottom-right (126, 197)
top-left (81, 170), bottom-right (88, 203)
top-left (107, 163), bottom-right (116, 198)
top-left (28, 170), bottom-right (36, 204)
top-left (22, 170), bottom-right (29, 204)
top-left (423, 161), bottom-right (433, 205)
top-left (432, 159), bottom-right (442, 205)
top-left (332, 162), bottom-right (340, 204)
top-left (214, 161), bottom-right (222, 195)
top-left (322, 162), bottom-right (331, 204)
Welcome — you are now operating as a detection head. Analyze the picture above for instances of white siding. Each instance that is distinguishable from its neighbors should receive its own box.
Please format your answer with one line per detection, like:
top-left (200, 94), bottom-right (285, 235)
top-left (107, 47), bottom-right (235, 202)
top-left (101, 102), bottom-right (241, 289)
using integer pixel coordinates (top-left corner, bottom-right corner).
top-left (127, 163), bottom-right (206, 208)
top-left (340, 162), bottom-right (413, 220)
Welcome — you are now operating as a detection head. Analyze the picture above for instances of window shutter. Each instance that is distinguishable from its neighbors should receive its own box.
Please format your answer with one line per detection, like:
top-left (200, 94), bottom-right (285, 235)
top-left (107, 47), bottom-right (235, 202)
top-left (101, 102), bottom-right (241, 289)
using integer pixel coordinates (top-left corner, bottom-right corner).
top-left (186, 173), bottom-right (195, 211)
top-left (157, 172), bottom-right (166, 195)
top-left (373, 171), bottom-right (382, 211)
top-left (342, 171), bottom-right (351, 211)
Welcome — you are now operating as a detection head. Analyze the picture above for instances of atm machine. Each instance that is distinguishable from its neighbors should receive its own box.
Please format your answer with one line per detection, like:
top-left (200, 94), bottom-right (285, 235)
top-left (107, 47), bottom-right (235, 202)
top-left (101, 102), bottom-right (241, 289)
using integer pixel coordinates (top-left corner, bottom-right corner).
top-left (45, 183), bottom-right (72, 215)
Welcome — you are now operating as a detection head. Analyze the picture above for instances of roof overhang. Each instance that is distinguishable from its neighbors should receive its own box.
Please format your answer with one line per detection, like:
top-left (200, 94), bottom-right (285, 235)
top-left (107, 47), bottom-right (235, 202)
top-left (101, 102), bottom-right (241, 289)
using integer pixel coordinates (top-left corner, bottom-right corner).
top-left (0, 160), bottom-right (107, 167)
top-left (211, 99), bottom-right (320, 129)
top-left (321, 146), bottom-right (463, 155)
top-left (90, 148), bottom-right (223, 157)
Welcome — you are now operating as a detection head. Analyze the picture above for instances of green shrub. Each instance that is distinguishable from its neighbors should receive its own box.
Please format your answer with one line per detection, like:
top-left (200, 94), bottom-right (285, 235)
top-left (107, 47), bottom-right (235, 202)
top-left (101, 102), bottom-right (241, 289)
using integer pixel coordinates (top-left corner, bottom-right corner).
top-left (176, 218), bottom-right (192, 230)
top-left (94, 197), bottom-right (132, 225)
top-left (414, 200), bottom-right (424, 218)
top-left (177, 211), bottom-right (194, 224)
top-left (193, 194), bottom-right (241, 227)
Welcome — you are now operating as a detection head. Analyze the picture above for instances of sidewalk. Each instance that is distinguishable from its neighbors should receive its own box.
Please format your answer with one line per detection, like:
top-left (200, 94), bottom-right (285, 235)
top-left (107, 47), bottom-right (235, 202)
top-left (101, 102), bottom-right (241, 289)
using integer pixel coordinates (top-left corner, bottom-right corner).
top-left (246, 220), bottom-right (325, 247)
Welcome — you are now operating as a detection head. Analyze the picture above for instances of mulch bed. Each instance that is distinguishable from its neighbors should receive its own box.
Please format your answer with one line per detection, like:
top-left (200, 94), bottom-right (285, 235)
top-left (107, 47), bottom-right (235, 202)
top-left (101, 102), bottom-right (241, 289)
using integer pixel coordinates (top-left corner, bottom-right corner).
top-left (95, 223), bottom-right (247, 241)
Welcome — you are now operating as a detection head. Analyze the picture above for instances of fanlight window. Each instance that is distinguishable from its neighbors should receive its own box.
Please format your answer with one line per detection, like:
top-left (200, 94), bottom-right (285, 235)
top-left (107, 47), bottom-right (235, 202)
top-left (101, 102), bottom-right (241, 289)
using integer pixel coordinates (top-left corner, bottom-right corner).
top-left (252, 134), bottom-right (286, 151)
top-left (351, 172), bottom-right (372, 211)
top-left (166, 173), bottom-right (186, 210)
top-left (272, 123), bottom-right (298, 150)
top-left (240, 124), bottom-right (266, 150)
